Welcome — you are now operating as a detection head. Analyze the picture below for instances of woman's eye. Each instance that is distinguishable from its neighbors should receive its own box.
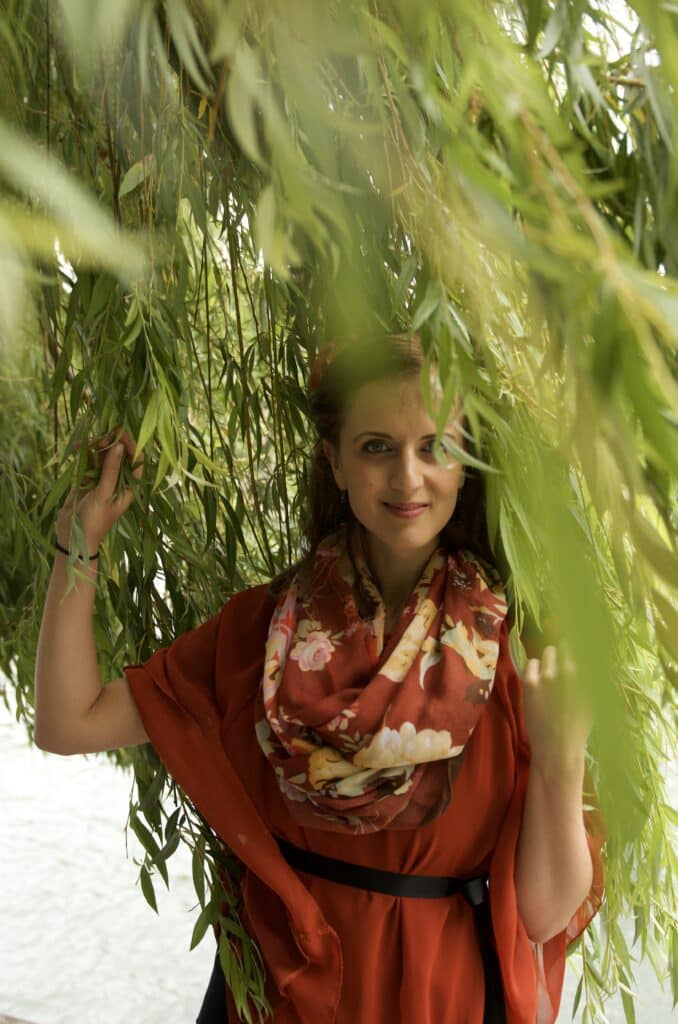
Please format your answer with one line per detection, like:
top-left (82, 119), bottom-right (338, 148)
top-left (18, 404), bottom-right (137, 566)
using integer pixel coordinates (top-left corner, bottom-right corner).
top-left (363, 440), bottom-right (435, 454)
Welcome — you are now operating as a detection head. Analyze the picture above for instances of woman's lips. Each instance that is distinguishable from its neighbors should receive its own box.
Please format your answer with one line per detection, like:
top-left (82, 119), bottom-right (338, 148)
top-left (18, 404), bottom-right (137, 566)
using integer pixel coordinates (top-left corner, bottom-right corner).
top-left (383, 502), bottom-right (429, 519)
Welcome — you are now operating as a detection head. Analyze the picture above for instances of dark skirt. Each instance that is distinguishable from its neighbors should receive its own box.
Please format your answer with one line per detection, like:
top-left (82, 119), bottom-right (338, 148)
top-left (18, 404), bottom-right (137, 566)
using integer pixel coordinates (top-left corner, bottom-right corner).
top-left (196, 947), bottom-right (229, 1023)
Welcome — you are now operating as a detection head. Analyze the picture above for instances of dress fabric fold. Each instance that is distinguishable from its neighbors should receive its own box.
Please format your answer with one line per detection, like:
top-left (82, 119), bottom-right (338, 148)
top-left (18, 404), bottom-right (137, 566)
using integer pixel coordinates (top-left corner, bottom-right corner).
top-left (124, 582), bottom-right (606, 1024)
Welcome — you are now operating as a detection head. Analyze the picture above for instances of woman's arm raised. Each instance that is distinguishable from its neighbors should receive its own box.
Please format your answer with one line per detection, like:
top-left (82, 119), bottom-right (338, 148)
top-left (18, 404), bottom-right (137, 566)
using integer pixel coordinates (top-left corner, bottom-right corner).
top-left (34, 430), bottom-right (148, 754)
top-left (514, 643), bottom-right (595, 942)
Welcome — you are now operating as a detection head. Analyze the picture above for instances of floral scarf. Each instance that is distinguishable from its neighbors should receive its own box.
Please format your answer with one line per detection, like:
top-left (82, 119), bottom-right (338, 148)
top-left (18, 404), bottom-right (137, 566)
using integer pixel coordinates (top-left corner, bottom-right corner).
top-left (255, 520), bottom-right (509, 834)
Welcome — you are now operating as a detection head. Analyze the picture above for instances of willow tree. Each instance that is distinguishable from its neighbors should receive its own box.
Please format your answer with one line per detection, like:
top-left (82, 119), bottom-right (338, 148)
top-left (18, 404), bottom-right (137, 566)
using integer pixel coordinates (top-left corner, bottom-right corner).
top-left (1, 0), bottom-right (676, 1020)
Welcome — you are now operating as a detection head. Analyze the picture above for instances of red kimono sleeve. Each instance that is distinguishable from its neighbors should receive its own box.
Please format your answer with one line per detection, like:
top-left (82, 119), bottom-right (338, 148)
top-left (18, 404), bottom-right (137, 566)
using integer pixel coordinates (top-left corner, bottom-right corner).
top-left (123, 584), bottom-right (343, 1023)
top-left (488, 621), bottom-right (607, 1023)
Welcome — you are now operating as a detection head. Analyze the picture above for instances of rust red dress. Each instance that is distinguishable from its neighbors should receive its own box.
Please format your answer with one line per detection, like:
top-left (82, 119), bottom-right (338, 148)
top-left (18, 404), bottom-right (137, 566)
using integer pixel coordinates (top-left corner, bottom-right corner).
top-left (124, 583), bottom-right (605, 1024)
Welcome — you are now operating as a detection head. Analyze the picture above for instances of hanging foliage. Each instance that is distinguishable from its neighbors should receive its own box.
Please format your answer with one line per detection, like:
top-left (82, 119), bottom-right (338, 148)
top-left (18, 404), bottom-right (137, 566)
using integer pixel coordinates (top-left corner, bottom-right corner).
top-left (1, 1), bottom-right (676, 1020)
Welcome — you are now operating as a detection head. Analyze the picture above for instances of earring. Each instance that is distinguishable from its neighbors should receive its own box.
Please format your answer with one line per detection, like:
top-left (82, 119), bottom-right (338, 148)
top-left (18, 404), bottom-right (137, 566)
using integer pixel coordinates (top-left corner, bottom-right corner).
top-left (340, 489), bottom-right (349, 515)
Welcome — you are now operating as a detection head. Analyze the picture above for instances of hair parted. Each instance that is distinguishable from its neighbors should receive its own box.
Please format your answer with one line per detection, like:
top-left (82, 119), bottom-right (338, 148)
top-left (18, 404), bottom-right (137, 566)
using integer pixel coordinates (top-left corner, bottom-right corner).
top-left (266, 331), bottom-right (496, 616)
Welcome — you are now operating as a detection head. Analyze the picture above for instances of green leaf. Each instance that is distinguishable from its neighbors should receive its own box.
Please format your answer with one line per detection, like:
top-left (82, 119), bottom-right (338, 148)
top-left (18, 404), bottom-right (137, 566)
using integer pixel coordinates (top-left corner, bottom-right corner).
top-left (165, 0), bottom-right (213, 94)
top-left (41, 465), bottom-right (75, 520)
top-left (0, 120), bottom-right (145, 279)
top-left (136, 389), bottom-right (162, 456)
top-left (209, 0), bottom-right (248, 62)
top-left (156, 830), bottom-right (181, 864)
top-left (536, 2), bottom-right (567, 58)
top-left (411, 277), bottom-right (442, 331)
top-left (138, 769), bottom-right (166, 818)
top-left (130, 814), bottom-right (161, 860)
top-left (571, 974), bottom-right (583, 1017)
top-left (620, 985), bottom-right (637, 1024)
top-left (226, 44), bottom-right (265, 166)
top-left (50, 344), bottom-right (74, 409)
top-left (164, 806), bottom-right (181, 841)
top-left (119, 154), bottom-right (157, 198)
top-left (139, 864), bottom-right (159, 914)
top-left (192, 840), bottom-right (206, 908)
top-left (88, 275), bottom-right (115, 320)
top-left (523, 0), bottom-right (544, 52)
top-left (189, 899), bottom-right (218, 951)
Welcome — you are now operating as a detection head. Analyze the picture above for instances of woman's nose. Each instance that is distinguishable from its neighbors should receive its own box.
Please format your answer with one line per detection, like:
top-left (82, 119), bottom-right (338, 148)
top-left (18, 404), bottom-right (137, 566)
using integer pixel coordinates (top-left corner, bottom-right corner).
top-left (388, 449), bottom-right (425, 488)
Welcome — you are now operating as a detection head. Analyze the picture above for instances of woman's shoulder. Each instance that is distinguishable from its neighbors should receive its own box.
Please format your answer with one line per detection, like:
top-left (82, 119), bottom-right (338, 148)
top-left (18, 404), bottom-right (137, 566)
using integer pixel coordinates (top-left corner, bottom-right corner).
top-left (217, 580), bottom-right (279, 631)
top-left (224, 578), bottom-right (279, 608)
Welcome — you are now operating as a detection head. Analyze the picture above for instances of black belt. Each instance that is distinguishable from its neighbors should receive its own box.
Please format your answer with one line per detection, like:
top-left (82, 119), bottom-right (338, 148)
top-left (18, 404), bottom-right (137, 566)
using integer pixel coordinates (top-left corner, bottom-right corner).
top-left (275, 835), bottom-right (507, 1024)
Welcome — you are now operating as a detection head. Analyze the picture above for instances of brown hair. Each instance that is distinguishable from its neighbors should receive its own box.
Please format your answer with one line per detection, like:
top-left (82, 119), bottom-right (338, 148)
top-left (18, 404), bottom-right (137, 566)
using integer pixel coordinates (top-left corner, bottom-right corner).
top-left (266, 332), bottom-right (497, 617)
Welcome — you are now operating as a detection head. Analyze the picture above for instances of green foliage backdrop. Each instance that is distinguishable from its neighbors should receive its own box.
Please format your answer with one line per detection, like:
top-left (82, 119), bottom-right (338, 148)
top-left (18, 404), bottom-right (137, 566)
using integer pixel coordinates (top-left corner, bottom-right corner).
top-left (0, 1), bottom-right (676, 1020)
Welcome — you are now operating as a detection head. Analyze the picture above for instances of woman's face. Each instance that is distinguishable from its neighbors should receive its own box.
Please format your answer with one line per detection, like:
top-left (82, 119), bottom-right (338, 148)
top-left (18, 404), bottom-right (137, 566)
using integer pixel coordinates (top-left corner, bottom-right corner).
top-left (322, 373), bottom-right (466, 555)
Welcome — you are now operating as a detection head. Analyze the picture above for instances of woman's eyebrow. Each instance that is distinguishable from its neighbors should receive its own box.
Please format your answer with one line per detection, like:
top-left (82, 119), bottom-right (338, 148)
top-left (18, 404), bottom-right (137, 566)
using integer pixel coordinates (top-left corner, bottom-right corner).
top-left (353, 431), bottom-right (458, 442)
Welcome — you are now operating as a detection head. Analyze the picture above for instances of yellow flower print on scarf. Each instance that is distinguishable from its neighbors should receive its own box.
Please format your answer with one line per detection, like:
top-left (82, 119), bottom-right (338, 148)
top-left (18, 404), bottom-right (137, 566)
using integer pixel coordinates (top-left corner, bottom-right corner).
top-left (442, 619), bottom-right (499, 679)
top-left (307, 757), bottom-right (419, 802)
top-left (332, 764), bottom-right (415, 799)
top-left (354, 721), bottom-right (464, 769)
top-left (380, 598), bottom-right (439, 682)
top-left (308, 746), bottom-right (358, 790)
top-left (307, 727), bottom-right (458, 797)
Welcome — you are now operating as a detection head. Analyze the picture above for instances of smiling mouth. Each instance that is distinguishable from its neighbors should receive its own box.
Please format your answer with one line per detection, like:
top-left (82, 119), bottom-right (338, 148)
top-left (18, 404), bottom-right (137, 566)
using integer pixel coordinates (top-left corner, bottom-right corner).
top-left (383, 502), bottom-right (429, 510)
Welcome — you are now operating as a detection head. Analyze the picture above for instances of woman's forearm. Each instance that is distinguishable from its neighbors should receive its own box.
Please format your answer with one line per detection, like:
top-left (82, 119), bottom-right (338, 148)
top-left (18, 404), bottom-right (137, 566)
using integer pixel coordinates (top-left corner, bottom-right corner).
top-left (34, 552), bottom-right (104, 753)
top-left (514, 751), bottom-right (593, 943)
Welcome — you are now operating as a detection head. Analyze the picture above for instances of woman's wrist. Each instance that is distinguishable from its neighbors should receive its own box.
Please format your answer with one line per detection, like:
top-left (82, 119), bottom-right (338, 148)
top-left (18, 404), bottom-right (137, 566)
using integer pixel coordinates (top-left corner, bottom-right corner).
top-left (530, 743), bottom-right (587, 787)
top-left (51, 535), bottom-right (100, 592)
top-left (54, 535), bottom-right (101, 561)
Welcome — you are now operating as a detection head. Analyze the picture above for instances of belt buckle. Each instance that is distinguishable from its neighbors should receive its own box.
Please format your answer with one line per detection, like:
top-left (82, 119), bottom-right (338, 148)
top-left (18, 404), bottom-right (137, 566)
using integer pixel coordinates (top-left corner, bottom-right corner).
top-left (462, 876), bottom-right (488, 907)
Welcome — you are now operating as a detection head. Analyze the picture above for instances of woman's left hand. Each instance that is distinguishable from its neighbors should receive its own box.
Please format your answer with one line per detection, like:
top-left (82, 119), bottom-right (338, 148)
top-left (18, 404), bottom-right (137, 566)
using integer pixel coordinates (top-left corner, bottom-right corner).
top-left (520, 643), bottom-right (594, 780)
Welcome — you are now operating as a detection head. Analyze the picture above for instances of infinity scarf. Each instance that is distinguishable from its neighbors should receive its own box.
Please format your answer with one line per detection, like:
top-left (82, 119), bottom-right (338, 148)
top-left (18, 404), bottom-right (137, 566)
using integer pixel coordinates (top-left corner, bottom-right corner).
top-left (255, 520), bottom-right (509, 834)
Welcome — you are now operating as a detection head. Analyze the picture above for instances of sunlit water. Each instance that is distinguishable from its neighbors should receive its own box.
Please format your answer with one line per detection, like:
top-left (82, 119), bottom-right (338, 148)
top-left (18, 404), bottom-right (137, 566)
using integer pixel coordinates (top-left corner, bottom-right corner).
top-left (1, 695), bottom-right (673, 1023)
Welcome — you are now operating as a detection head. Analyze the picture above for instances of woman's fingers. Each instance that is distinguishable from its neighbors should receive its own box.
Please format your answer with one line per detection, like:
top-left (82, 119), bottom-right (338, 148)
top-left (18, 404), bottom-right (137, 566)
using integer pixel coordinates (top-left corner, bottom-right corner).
top-left (116, 429), bottom-right (144, 478)
top-left (523, 657), bottom-right (541, 686)
top-left (523, 643), bottom-right (593, 736)
top-left (525, 644), bottom-right (568, 685)
top-left (95, 442), bottom-right (127, 501)
top-left (78, 428), bottom-right (144, 493)
top-left (541, 645), bottom-right (557, 680)
top-left (56, 428), bottom-right (144, 553)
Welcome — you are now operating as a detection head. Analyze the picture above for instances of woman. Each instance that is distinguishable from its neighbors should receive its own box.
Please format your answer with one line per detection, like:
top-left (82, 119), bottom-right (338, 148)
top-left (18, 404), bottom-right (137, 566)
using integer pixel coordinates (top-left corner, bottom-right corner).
top-left (34, 333), bottom-right (605, 1023)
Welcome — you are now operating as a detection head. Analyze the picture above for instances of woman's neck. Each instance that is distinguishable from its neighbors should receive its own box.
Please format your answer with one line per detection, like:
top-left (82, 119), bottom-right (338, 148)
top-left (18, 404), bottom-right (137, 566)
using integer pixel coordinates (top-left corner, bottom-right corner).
top-left (356, 520), bottom-right (440, 612)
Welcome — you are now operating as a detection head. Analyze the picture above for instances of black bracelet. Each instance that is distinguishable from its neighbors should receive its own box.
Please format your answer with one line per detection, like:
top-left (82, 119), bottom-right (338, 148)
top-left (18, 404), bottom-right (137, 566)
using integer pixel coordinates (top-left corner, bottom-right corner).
top-left (55, 538), bottom-right (100, 561)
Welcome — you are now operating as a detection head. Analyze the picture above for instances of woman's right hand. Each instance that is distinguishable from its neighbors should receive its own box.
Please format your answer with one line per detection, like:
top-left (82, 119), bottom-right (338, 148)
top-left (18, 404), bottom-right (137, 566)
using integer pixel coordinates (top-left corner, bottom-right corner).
top-left (55, 429), bottom-right (144, 553)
